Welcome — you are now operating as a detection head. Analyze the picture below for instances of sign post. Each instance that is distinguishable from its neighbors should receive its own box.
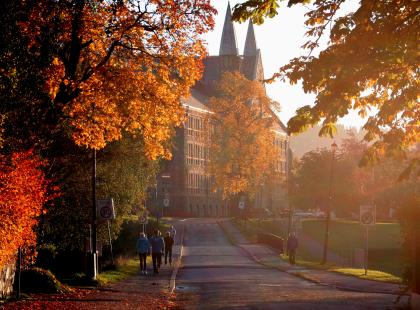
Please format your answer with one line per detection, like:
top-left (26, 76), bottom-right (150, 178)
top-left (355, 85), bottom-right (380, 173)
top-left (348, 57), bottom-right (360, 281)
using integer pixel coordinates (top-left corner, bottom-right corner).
top-left (360, 205), bottom-right (376, 275)
top-left (97, 198), bottom-right (115, 267)
top-left (139, 210), bottom-right (148, 233)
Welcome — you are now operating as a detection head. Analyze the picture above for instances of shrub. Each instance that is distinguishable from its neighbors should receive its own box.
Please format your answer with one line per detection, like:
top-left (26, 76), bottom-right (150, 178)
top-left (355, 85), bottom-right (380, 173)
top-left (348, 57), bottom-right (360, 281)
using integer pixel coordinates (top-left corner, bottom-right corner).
top-left (36, 243), bottom-right (57, 270)
top-left (15, 267), bottom-right (71, 294)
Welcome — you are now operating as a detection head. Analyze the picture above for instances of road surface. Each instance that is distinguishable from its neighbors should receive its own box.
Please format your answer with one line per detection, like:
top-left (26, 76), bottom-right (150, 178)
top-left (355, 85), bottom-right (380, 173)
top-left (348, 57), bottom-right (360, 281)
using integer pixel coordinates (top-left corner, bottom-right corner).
top-left (175, 218), bottom-right (401, 310)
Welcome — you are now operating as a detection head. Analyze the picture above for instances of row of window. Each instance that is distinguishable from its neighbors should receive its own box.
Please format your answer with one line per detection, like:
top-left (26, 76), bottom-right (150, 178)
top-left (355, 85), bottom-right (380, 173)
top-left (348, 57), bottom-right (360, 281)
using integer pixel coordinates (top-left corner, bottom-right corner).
top-left (186, 116), bottom-right (205, 131)
top-left (187, 173), bottom-right (212, 191)
top-left (274, 138), bottom-right (288, 150)
top-left (275, 161), bottom-right (287, 174)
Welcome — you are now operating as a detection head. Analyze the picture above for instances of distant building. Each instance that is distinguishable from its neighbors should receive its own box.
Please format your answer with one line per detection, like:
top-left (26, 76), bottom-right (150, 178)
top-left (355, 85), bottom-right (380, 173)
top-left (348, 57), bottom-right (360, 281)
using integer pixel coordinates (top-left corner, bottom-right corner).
top-left (154, 3), bottom-right (289, 217)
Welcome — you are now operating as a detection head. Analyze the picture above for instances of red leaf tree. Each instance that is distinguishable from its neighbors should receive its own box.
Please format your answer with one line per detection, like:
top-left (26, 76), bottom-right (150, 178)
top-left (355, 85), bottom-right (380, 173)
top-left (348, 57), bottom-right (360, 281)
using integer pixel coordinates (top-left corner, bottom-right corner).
top-left (0, 151), bottom-right (55, 267)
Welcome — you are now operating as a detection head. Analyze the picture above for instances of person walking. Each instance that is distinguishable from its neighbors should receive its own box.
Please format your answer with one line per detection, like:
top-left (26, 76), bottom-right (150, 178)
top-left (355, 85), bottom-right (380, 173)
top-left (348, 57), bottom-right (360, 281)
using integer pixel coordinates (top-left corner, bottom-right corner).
top-left (286, 233), bottom-right (298, 265)
top-left (150, 230), bottom-right (165, 274)
top-left (136, 232), bottom-right (150, 275)
top-left (164, 231), bottom-right (174, 265)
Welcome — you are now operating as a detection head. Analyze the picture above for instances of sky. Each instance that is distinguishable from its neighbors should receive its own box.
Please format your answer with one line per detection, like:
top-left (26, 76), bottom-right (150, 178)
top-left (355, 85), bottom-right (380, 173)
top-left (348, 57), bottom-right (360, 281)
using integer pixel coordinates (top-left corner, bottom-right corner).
top-left (204, 0), bottom-right (364, 129)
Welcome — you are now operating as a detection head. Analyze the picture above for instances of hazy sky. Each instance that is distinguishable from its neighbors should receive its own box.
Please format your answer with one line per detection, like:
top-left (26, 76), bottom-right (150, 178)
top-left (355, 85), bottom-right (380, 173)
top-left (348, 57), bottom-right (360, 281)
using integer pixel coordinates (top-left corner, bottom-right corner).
top-left (204, 0), bottom-right (364, 129)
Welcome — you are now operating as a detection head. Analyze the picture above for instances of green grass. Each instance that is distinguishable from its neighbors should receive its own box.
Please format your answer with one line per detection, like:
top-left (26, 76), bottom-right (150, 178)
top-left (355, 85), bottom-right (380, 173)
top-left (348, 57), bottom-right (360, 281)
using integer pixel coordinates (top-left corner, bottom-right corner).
top-left (301, 219), bottom-right (402, 250)
top-left (299, 219), bottom-right (404, 277)
top-left (329, 268), bottom-right (402, 283)
top-left (97, 256), bottom-right (146, 286)
top-left (279, 254), bottom-right (402, 283)
top-left (238, 218), bottom-right (405, 277)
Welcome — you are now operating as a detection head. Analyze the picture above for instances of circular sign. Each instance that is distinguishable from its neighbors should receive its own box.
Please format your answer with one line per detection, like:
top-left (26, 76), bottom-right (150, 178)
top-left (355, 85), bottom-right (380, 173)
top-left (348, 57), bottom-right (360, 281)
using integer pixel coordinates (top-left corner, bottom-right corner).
top-left (100, 205), bottom-right (113, 219)
top-left (238, 201), bottom-right (245, 210)
top-left (361, 212), bottom-right (374, 225)
top-left (139, 215), bottom-right (148, 224)
top-left (163, 198), bottom-right (170, 207)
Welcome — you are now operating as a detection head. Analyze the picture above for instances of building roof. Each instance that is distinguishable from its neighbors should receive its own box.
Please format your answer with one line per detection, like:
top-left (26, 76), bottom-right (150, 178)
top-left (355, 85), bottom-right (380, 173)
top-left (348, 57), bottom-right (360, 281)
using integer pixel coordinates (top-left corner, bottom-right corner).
top-left (186, 3), bottom-right (288, 134)
top-left (183, 89), bottom-right (210, 113)
top-left (219, 2), bottom-right (238, 56)
top-left (244, 20), bottom-right (257, 57)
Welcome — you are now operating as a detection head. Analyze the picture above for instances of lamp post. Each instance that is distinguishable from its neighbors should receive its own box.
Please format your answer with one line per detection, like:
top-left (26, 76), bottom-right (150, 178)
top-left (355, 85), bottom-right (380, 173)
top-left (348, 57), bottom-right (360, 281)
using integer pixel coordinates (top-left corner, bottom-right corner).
top-left (90, 148), bottom-right (98, 280)
top-left (321, 141), bottom-right (338, 265)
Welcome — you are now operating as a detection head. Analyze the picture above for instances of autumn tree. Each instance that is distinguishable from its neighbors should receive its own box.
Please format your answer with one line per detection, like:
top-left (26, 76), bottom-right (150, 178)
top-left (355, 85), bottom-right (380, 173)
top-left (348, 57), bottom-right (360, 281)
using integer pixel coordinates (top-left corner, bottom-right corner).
top-left (40, 135), bottom-right (159, 254)
top-left (0, 151), bottom-right (55, 267)
top-left (2, 0), bottom-right (216, 158)
top-left (206, 72), bottom-right (281, 199)
top-left (233, 0), bottom-right (419, 172)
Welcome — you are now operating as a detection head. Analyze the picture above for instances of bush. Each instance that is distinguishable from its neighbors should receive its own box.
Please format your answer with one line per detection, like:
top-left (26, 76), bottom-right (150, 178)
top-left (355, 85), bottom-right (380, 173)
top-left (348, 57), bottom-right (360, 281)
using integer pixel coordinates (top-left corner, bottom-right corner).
top-left (15, 267), bottom-right (71, 294)
top-left (36, 243), bottom-right (57, 270)
top-left (112, 218), bottom-right (166, 257)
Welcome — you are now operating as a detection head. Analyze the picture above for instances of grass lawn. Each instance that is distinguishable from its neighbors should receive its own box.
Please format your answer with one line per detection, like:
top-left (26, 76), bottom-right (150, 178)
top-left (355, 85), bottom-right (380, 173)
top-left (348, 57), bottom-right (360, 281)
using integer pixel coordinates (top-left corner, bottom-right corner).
top-left (97, 256), bottom-right (147, 285)
top-left (329, 268), bottom-right (402, 283)
top-left (301, 219), bottom-right (402, 250)
top-left (299, 219), bottom-right (404, 277)
top-left (279, 254), bottom-right (402, 283)
top-left (243, 218), bottom-right (405, 277)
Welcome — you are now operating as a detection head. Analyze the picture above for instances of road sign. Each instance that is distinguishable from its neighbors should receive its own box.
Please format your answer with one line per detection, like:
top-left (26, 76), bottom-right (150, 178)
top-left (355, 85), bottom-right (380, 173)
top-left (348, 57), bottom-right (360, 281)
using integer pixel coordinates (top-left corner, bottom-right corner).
top-left (238, 201), bottom-right (245, 210)
top-left (97, 198), bottom-right (115, 221)
top-left (138, 211), bottom-right (148, 224)
top-left (163, 198), bottom-right (170, 208)
top-left (360, 205), bottom-right (376, 225)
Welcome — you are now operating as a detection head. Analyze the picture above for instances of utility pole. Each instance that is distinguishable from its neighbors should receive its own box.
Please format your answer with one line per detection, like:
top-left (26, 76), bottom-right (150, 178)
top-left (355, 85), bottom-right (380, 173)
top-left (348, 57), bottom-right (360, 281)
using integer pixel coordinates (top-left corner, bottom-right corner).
top-left (322, 141), bottom-right (337, 265)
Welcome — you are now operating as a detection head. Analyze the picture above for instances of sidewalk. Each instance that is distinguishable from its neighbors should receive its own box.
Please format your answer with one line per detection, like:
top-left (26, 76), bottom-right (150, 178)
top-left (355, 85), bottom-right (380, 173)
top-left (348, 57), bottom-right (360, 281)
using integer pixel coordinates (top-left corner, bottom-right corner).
top-left (219, 219), bottom-right (407, 296)
top-left (2, 225), bottom-right (185, 310)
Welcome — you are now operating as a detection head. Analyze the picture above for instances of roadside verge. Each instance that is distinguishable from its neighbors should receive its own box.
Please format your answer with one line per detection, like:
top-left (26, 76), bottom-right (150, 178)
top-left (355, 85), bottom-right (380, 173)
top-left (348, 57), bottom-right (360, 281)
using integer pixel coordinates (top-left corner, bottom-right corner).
top-left (217, 219), bottom-right (407, 297)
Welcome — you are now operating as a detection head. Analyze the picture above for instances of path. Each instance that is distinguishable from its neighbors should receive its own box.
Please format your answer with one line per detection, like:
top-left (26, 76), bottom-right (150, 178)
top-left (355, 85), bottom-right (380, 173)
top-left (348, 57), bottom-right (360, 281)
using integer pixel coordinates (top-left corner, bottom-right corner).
top-left (174, 218), bottom-right (406, 309)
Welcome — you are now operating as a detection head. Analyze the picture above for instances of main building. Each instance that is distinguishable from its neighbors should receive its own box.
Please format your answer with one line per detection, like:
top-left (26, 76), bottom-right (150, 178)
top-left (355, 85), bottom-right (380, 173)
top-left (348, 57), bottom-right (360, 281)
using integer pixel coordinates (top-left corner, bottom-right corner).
top-left (155, 3), bottom-right (290, 217)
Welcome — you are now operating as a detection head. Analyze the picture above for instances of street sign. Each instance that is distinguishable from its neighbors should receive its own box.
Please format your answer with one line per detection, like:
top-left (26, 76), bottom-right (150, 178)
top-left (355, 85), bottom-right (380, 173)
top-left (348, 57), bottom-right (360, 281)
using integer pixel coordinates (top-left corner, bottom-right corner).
top-left (238, 201), bottom-right (245, 210)
top-left (138, 211), bottom-right (148, 224)
top-left (97, 198), bottom-right (115, 221)
top-left (163, 198), bottom-right (170, 208)
top-left (360, 205), bottom-right (376, 226)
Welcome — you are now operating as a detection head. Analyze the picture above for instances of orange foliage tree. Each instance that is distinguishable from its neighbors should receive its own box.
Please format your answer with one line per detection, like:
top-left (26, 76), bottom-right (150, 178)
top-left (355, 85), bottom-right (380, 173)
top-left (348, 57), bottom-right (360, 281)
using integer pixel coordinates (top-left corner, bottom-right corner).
top-left (20, 0), bottom-right (216, 158)
top-left (206, 72), bottom-right (281, 199)
top-left (0, 151), bottom-right (55, 267)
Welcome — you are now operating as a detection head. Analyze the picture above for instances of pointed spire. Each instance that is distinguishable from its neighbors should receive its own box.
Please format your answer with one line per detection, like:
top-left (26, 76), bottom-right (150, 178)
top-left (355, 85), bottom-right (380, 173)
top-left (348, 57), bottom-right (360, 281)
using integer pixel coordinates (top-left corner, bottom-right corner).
top-left (244, 19), bottom-right (257, 56)
top-left (219, 2), bottom-right (238, 56)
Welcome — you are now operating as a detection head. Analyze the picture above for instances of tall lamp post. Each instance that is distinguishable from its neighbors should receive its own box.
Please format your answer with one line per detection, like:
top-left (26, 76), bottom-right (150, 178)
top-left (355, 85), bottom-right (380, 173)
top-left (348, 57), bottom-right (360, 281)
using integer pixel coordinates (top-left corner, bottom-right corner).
top-left (90, 148), bottom-right (98, 280)
top-left (321, 141), bottom-right (338, 265)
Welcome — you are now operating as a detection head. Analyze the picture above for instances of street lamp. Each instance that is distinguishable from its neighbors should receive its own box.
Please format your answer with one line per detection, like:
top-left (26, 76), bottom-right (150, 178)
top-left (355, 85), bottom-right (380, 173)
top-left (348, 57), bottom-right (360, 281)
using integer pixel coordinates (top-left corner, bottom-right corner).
top-left (321, 141), bottom-right (338, 265)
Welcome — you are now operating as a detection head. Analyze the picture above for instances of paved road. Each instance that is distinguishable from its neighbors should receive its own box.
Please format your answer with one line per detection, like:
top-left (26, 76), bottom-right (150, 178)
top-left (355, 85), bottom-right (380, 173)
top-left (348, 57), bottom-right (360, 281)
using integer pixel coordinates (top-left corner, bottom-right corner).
top-left (175, 218), bottom-right (401, 310)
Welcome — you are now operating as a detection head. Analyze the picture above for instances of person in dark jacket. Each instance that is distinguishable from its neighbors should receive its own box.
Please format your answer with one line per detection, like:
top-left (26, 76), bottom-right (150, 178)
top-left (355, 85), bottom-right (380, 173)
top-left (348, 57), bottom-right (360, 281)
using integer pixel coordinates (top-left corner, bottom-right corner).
top-left (136, 232), bottom-right (150, 274)
top-left (164, 231), bottom-right (174, 265)
top-left (286, 233), bottom-right (298, 265)
top-left (149, 230), bottom-right (165, 274)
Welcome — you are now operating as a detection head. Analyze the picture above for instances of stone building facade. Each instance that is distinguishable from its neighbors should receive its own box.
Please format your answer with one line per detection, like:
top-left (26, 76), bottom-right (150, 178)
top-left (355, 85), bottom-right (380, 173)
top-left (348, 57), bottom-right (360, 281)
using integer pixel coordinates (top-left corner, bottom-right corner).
top-left (155, 3), bottom-right (289, 217)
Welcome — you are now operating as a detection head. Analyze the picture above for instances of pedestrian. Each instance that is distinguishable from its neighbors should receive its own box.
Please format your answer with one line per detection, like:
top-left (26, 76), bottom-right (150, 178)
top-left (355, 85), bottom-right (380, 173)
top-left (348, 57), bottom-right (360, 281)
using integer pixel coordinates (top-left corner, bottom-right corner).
top-left (164, 231), bottom-right (174, 265)
top-left (136, 232), bottom-right (150, 275)
top-left (149, 230), bottom-right (165, 274)
top-left (286, 232), bottom-right (298, 265)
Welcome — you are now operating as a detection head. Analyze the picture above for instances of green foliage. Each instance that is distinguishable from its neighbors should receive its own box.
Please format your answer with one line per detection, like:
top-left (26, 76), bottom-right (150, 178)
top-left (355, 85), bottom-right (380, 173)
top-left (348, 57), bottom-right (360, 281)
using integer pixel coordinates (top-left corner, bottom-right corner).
top-left (232, 0), bottom-right (310, 24)
top-left (16, 267), bottom-right (71, 294)
top-left (290, 133), bottom-right (417, 217)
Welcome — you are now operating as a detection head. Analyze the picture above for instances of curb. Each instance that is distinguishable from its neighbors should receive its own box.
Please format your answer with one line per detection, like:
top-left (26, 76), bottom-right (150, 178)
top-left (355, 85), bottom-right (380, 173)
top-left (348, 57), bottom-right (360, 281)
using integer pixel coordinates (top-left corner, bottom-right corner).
top-left (218, 220), bottom-right (407, 297)
top-left (169, 224), bottom-right (185, 294)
